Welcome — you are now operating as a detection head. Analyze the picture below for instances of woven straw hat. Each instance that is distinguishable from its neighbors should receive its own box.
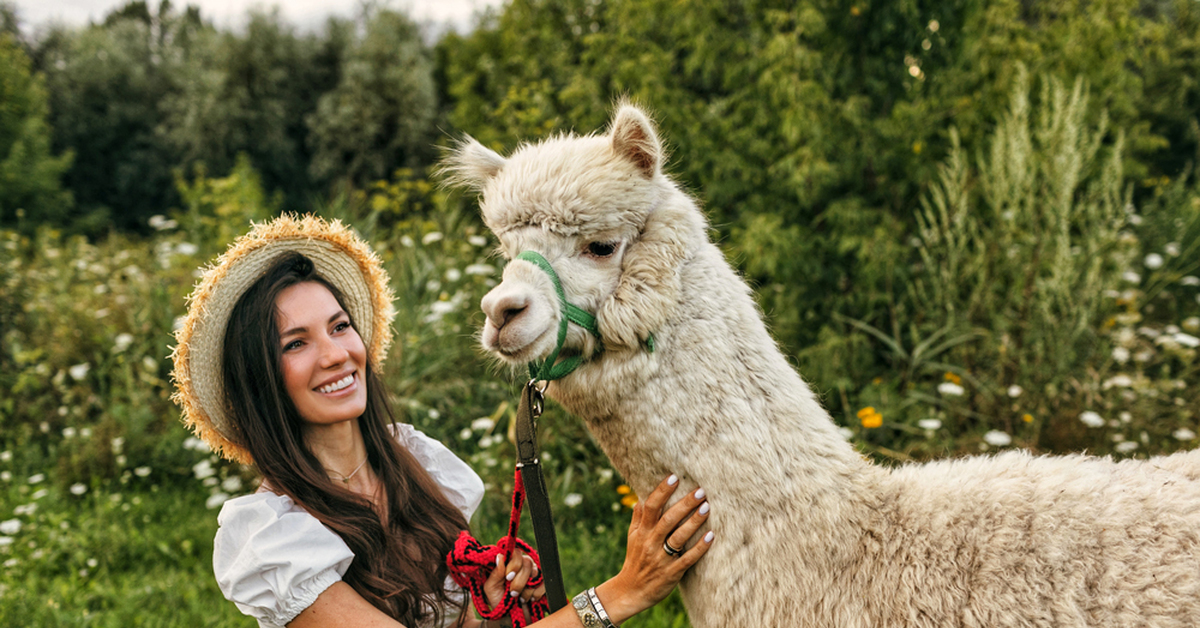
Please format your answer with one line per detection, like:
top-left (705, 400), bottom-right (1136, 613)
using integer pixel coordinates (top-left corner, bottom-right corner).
top-left (170, 214), bottom-right (395, 464)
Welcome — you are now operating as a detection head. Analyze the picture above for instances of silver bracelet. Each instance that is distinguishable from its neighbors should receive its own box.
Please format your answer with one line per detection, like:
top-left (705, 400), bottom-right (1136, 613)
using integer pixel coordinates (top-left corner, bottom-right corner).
top-left (587, 587), bottom-right (618, 628)
top-left (572, 589), bottom-right (603, 627)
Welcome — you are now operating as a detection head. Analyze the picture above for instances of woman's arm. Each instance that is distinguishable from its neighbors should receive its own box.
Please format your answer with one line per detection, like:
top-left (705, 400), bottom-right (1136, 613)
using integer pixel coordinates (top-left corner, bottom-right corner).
top-left (291, 475), bottom-right (712, 628)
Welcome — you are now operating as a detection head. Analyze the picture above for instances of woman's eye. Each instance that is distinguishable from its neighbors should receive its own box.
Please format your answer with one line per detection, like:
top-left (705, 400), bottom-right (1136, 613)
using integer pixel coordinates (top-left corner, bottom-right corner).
top-left (283, 340), bottom-right (302, 352)
top-left (586, 242), bottom-right (617, 258)
top-left (333, 321), bottom-right (350, 333)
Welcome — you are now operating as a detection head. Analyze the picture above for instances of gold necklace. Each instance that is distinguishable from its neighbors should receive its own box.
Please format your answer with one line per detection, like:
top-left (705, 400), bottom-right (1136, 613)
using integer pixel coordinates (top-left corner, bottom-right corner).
top-left (326, 456), bottom-right (369, 485)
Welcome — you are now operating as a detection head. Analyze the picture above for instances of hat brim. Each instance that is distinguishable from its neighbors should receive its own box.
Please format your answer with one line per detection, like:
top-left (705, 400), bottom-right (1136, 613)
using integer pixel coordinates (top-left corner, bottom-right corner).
top-left (171, 215), bottom-right (395, 463)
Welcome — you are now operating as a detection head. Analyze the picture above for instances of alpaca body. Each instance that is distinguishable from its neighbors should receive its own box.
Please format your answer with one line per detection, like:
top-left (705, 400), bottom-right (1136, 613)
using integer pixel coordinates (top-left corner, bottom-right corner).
top-left (446, 104), bottom-right (1200, 627)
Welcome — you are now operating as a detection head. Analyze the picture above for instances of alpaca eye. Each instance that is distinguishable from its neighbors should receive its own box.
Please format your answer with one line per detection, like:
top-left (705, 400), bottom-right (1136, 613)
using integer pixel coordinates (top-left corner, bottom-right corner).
top-left (586, 242), bottom-right (617, 258)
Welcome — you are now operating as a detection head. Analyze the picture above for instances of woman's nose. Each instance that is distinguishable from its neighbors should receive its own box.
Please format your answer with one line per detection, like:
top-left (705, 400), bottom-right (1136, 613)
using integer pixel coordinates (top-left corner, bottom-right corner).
top-left (316, 334), bottom-right (350, 367)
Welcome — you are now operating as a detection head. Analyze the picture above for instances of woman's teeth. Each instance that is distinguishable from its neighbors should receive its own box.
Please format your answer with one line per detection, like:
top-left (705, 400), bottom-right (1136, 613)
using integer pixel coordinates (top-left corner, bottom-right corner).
top-left (318, 374), bottom-right (354, 393)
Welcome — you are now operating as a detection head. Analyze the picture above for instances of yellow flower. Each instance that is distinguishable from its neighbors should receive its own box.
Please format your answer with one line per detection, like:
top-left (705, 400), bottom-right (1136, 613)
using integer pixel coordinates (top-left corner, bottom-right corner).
top-left (1022, 413), bottom-right (1034, 423)
top-left (859, 408), bottom-right (883, 429)
top-left (620, 494), bottom-right (639, 509)
top-left (943, 372), bottom-right (962, 385)
top-left (850, 6), bottom-right (861, 16)
top-left (856, 406), bottom-right (876, 419)
top-left (616, 484), bottom-right (632, 495)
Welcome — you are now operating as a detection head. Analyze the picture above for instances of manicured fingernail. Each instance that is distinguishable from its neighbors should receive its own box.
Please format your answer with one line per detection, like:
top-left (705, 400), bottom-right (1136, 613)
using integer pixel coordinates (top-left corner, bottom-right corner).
top-left (667, 474), bottom-right (678, 486)
top-left (506, 571), bottom-right (516, 581)
top-left (694, 488), bottom-right (705, 500)
top-left (699, 502), bottom-right (710, 515)
top-left (496, 555), bottom-right (503, 568)
top-left (704, 531), bottom-right (715, 543)
top-left (510, 590), bottom-right (519, 597)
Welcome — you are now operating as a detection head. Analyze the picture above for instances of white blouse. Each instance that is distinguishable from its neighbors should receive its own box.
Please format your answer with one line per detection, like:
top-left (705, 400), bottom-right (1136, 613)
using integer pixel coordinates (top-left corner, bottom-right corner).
top-left (213, 423), bottom-right (485, 628)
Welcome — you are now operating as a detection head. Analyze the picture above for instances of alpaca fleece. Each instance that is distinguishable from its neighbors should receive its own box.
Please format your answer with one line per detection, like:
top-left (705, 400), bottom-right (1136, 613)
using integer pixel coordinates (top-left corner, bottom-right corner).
top-left (444, 103), bottom-right (1200, 627)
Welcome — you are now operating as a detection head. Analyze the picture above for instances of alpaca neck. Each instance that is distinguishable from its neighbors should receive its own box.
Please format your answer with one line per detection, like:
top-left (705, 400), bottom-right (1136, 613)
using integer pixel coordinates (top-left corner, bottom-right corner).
top-left (551, 218), bottom-right (880, 522)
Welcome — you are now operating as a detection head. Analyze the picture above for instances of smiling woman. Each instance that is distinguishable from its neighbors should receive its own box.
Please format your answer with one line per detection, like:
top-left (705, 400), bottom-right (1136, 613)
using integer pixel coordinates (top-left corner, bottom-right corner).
top-left (169, 215), bottom-right (714, 628)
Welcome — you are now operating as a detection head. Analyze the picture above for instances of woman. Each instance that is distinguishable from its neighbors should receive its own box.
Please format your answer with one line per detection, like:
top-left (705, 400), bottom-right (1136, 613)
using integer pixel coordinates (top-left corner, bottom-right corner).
top-left (171, 215), bottom-right (713, 628)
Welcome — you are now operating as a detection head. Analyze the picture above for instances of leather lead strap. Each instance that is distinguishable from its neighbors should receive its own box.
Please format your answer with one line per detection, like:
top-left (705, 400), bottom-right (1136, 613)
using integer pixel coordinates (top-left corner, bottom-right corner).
top-left (514, 381), bottom-right (568, 612)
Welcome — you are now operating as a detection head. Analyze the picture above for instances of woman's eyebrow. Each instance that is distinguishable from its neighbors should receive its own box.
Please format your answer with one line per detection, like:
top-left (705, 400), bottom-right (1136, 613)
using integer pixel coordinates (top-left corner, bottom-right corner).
top-left (279, 311), bottom-right (347, 339)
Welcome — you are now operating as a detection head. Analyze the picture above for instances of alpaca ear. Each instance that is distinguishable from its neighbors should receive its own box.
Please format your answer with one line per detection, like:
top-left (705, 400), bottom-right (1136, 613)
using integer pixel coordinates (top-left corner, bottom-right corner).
top-left (598, 201), bottom-right (693, 350)
top-left (609, 104), bottom-right (662, 179)
top-left (439, 136), bottom-right (507, 192)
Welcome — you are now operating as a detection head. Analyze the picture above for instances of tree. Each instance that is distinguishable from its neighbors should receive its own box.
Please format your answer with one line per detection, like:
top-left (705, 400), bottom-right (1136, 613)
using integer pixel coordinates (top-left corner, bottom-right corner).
top-left (0, 33), bottom-right (73, 230)
top-left (307, 8), bottom-right (438, 188)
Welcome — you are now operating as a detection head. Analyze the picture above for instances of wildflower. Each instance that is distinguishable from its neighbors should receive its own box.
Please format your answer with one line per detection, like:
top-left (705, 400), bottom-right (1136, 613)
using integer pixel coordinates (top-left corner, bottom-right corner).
top-left (130, 466), bottom-right (150, 478)
top-left (0, 451), bottom-right (8, 462)
top-left (1183, 317), bottom-right (1200, 333)
top-left (1182, 276), bottom-right (1200, 287)
top-left (31, 489), bottom-right (47, 500)
top-left (69, 483), bottom-right (87, 496)
top-left (182, 437), bottom-right (209, 452)
top-left (86, 558), bottom-right (97, 568)
top-left (1119, 412), bottom-right (1132, 423)
top-left (1144, 253), bottom-right (1164, 269)
top-left (983, 431), bottom-right (1012, 447)
top-left (1112, 347), bottom-right (1130, 363)
top-left (620, 494), bottom-right (638, 509)
top-left (428, 409), bottom-right (441, 419)
top-left (616, 485), bottom-right (632, 495)
top-left (68, 363), bottom-right (90, 381)
top-left (1115, 441), bottom-right (1138, 454)
top-left (13, 504), bottom-right (35, 516)
top-left (1102, 374), bottom-right (1133, 389)
top-left (1173, 428), bottom-right (1197, 441)
top-left (1174, 333), bottom-right (1200, 348)
top-left (465, 263), bottom-right (496, 276)
top-left (221, 476), bottom-right (243, 493)
top-left (937, 382), bottom-right (965, 396)
top-left (837, 427), bottom-right (854, 440)
top-left (206, 492), bottom-right (231, 510)
top-left (111, 437), bottom-right (124, 454)
top-left (113, 333), bottom-right (134, 353)
top-left (1079, 411), bottom-right (1105, 428)
top-left (0, 537), bottom-right (11, 547)
top-left (422, 232), bottom-right (443, 245)
top-left (192, 460), bottom-right (215, 480)
top-left (445, 268), bottom-right (462, 282)
top-left (27, 474), bottom-right (44, 485)
top-left (0, 520), bottom-right (19, 535)
top-left (1022, 413), bottom-right (1034, 423)
top-left (564, 493), bottom-right (583, 507)
top-left (478, 435), bottom-right (496, 449)
top-left (928, 19), bottom-right (939, 31)
top-left (175, 242), bottom-right (198, 256)
top-left (142, 356), bottom-right (158, 371)
top-left (79, 427), bottom-right (92, 438)
top-left (1007, 385), bottom-right (1023, 398)
top-left (0, 472), bottom-right (9, 482)
top-left (943, 372), bottom-right (962, 385)
top-left (857, 407), bottom-right (883, 429)
top-left (470, 418), bottom-right (495, 432)
top-left (1166, 242), bottom-right (1181, 257)
top-left (400, 235), bottom-right (414, 247)
top-left (468, 235), bottom-right (488, 247)
top-left (458, 428), bottom-right (472, 441)
top-left (917, 419), bottom-right (942, 431)
top-left (62, 427), bottom-right (76, 439)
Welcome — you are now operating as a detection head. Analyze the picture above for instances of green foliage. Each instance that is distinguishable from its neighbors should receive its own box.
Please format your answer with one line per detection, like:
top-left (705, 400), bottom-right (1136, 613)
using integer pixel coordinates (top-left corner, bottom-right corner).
top-left (306, 8), bottom-right (438, 188)
top-left (0, 34), bottom-right (73, 231)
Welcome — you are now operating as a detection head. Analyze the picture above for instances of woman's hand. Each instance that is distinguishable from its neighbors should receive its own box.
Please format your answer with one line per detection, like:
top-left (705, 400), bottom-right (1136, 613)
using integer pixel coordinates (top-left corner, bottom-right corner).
top-left (595, 474), bottom-right (713, 623)
top-left (481, 548), bottom-right (546, 613)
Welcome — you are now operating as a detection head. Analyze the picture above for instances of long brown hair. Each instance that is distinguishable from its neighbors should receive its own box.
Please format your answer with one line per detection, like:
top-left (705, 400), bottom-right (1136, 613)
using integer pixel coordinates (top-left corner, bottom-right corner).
top-left (221, 252), bottom-right (469, 626)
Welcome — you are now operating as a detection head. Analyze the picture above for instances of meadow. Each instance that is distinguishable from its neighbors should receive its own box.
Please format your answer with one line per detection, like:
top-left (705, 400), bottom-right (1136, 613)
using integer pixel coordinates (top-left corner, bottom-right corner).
top-left (3, 0), bottom-right (1200, 622)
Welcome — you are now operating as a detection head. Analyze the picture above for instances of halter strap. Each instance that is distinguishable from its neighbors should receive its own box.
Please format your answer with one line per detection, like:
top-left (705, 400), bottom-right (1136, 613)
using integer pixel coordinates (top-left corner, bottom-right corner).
top-left (516, 251), bottom-right (602, 382)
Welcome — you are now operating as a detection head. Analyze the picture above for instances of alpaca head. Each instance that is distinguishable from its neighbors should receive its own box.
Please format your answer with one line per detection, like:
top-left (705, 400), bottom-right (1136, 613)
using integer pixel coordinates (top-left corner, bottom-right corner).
top-left (442, 103), bottom-right (696, 372)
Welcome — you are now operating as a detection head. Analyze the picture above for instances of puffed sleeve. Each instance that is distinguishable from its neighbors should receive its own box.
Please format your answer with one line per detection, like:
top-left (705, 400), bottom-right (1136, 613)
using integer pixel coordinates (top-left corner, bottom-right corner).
top-left (390, 423), bottom-right (485, 522)
top-left (213, 492), bottom-right (354, 628)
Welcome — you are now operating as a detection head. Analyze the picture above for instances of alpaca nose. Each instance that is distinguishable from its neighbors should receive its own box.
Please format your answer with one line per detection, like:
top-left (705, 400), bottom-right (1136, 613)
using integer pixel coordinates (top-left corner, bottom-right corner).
top-left (481, 289), bottom-right (530, 331)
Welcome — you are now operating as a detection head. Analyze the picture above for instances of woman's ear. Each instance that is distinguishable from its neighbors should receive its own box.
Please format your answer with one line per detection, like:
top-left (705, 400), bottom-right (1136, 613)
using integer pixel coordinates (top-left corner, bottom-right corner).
top-left (439, 136), bottom-right (507, 192)
top-left (598, 200), bottom-right (694, 350)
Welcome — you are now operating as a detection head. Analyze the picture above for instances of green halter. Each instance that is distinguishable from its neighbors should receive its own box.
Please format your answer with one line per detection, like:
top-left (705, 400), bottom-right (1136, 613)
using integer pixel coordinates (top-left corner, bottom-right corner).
top-left (516, 251), bottom-right (603, 382)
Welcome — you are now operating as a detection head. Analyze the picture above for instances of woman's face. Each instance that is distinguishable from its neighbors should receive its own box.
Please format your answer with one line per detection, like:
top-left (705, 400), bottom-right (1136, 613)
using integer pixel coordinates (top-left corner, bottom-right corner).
top-left (274, 281), bottom-right (368, 427)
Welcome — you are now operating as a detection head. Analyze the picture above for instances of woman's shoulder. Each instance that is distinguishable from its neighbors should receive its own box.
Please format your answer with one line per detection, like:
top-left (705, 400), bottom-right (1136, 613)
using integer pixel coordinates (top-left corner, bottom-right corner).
top-left (388, 423), bottom-right (485, 522)
top-left (213, 491), bottom-right (354, 627)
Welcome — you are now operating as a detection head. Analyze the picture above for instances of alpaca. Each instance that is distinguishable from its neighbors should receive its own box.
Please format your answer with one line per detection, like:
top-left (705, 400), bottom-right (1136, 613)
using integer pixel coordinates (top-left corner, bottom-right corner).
top-left (443, 104), bottom-right (1200, 627)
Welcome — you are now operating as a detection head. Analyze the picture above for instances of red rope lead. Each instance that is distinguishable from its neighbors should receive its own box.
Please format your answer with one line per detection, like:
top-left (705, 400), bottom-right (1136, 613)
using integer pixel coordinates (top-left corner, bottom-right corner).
top-left (447, 469), bottom-right (549, 627)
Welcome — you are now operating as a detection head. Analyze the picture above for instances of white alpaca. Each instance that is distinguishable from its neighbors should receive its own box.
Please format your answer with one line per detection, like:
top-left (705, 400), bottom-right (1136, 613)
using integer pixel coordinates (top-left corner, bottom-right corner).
top-left (444, 104), bottom-right (1200, 627)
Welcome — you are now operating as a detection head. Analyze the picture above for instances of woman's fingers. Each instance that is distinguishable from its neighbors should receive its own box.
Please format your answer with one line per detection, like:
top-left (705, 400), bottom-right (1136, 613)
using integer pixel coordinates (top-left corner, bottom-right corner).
top-left (654, 486), bottom-right (707, 539)
top-left (663, 496), bottom-right (710, 553)
top-left (507, 554), bottom-right (535, 600)
top-left (637, 474), bottom-right (680, 529)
